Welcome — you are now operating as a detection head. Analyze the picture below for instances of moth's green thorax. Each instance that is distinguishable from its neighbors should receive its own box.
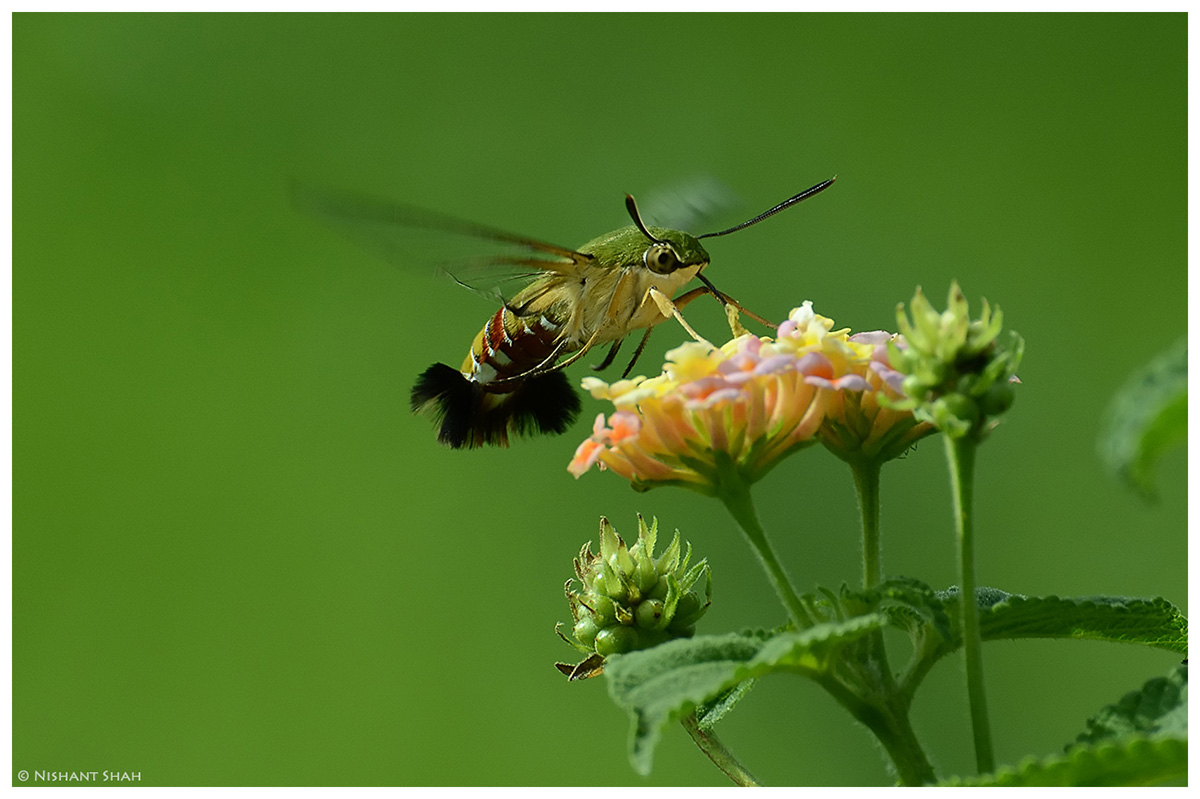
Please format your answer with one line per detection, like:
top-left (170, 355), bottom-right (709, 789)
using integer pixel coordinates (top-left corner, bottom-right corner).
top-left (578, 225), bottom-right (711, 269)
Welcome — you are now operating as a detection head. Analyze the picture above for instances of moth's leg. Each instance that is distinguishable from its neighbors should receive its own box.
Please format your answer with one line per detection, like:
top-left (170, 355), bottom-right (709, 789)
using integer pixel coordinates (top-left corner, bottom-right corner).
top-left (620, 326), bottom-right (654, 379)
top-left (669, 285), bottom-right (709, 309)
top-left (592, 338), bottom-right (622, 371)
top-left (617, 283), bottom-right (710, 378)
top-left (505, 271), bottom-right (637, 381)
top-left (717, 293), bottom-right (776, 332)
top-left (683, 276), bottom-right (779, 335)
top-left (536, 325), bottom-right (609, 374)
top-left (643, 286), bottom-right (711, 347)
top-left (487, 338), bottom-right (571, 386)
top-left (657, 284), bottom-right (752, 336)
top-left (666, 285), bottom-right (748, 337)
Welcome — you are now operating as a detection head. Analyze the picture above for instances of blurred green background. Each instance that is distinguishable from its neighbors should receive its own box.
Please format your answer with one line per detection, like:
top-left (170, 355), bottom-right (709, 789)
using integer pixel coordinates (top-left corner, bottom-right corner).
top-left (16, 13), bottom-right (1186, 786)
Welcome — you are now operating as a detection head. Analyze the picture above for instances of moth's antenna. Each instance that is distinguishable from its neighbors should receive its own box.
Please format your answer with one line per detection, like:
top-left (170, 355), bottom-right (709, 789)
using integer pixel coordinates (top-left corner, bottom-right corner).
top-left (625, 194), bottom-right (667, 244)
top-left (698, 177), bottom-right (836, 239)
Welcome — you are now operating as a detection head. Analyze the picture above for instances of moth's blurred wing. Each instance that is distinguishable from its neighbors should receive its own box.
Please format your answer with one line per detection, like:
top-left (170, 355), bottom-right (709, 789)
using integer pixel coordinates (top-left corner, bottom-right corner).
top-left (638, 175), bottom-right (744, 233)
top-left (292, 182), bottom-right (591, 305)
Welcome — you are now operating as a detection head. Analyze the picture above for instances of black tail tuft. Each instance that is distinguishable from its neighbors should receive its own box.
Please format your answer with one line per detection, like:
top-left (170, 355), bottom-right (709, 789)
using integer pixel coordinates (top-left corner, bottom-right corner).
top-left (411, 363), bottom-right (582, 449)
top-left (411, 363), bottom-right (480, 449)
top-left (509, 370), bottom-right (583, 439)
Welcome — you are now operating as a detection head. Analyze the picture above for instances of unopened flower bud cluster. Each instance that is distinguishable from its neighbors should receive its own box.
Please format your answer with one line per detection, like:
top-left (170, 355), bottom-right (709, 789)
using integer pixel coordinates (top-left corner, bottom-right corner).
top-left (560, 516), bottom-right (710, 657)
top-left (889, 282), bottom-right (1024, 440)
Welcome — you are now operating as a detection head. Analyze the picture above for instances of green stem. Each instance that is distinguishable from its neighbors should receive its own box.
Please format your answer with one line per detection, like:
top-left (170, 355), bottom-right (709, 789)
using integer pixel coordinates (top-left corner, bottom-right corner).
top-left (867, 704), bottom-right (938, 785)
top-left (818, 676), bottom-right (937, 785)
top-left (681, 712), bottom-right (761, 786)
top-left (847, 459), bottom-right (935, 782)
top-left (944, 435), bottom-right (995, 774)
top-left (714, 453), bottom-right (813, 629)
top-left (849, 458), bottom-right (897, 688)
top-left (850, 460), bottom-right (884, 589)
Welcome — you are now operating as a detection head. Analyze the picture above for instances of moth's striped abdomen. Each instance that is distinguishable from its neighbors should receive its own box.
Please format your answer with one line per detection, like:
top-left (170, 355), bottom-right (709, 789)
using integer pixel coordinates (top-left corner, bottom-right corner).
top-left (410, 306), bottom-right (581, 449)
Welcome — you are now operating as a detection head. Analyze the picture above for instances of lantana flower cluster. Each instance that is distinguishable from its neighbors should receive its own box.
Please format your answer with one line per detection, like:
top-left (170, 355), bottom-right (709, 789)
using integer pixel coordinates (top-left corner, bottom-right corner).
top-left (821, 330), bottom-right (936, 466)
top-left (569, 302), bottom-right (931, 490)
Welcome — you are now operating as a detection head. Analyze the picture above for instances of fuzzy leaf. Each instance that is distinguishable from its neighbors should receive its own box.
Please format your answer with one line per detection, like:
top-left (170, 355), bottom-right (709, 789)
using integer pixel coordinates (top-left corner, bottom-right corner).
top-left (940, 735), bottom-right (1186, 786)
top-left (947, 666), bottom-right (1189, 785)
top-left (694, 679), bottom-right (756, 731)
top-left (1098, 337), bottom-right (1187, 499)
top-left (844, 577), bottom-right (953, 644)
top-left (606, 616), bottom-right (885, 775)
top-left (1076, 663), bottom-right (1187, 745)
top-left (939, 588), bottom-right (1188, 654)
top-left (692, 627), bottom-right (786, 729)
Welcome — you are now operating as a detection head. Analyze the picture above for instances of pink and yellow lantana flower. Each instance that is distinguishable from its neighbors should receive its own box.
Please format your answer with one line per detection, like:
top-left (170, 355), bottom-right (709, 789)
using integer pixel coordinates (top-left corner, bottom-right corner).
top-left (818, 330), bottom-right (936, 465)
top-left (568, 302), bottom-right (884, 492)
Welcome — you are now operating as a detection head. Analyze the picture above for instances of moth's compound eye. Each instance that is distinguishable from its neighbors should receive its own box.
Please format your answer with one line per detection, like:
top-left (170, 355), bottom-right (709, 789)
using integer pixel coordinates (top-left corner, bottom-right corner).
top-left (645, 244), bottom-right (680, 274)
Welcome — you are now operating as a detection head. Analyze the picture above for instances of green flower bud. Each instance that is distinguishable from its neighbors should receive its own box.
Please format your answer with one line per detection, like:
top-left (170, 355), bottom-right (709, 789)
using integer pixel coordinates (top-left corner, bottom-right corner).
top-left (634, 598), bottom-right (666, 630)
top-left (594, 625), bottom-right (638, 656)
top-left (979, 381), bottom-right (1015, 415)
top-left (634, 553), bottom-right (659, 595)
top-left (891, 282), bottom-right (1024, 442)
top-left (671, 592), bottom-right (703, 627)
top-left (558, 515), bottom-right (712, 660)
top-left (932, 393), bottom-right (979, 437)
top-left (572, 616), bottom-right (599, 648)
top-left (588, 595), bottom-right (617, 626)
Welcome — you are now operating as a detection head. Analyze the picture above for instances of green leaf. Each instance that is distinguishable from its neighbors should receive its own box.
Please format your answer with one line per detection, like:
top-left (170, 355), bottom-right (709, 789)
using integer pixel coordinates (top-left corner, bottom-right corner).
top-left (692, 626), bottom-right (788, 730)
top-left (1076, 663), bottom-right (1187, 745)
top-left (843, 577), bottom-right (953, 644)
top-left (693, 679), bottom-right (756, 731)
top-left (1098, 337), bottom-right (1187, 499)
top-left (945, 664), bottom-right (1189, 786)
top-left (940, 735), bottom-right (1186, 786)
top-left (605, 617), bottom-right (885, 775)
top-left (939, 588), bottom-right (1188, 654)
